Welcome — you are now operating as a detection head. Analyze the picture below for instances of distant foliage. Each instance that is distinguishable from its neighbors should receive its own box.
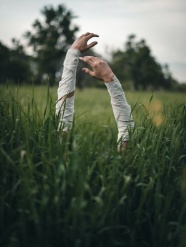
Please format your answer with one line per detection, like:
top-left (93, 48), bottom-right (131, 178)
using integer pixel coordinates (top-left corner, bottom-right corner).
top-left (0, 5), bottom-right (183, 90)
top-left (0, 40), bottom-right (32, 84)
top-left (25, 4), bottom-right (79, 86)
top-left (111, 35), bottom-right (177, 91)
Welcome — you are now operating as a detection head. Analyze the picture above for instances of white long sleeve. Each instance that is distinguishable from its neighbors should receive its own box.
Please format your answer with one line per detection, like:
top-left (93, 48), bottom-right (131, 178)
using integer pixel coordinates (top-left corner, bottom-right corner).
top-left (56, 48), bottom-right (80, 131)
top-left (105, 76), bottom-right (134, 144)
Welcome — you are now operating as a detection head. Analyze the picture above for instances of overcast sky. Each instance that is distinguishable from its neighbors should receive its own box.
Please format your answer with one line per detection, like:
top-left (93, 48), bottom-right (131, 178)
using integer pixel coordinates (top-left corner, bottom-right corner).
top-left (0, 0), bottom-right (186, 82)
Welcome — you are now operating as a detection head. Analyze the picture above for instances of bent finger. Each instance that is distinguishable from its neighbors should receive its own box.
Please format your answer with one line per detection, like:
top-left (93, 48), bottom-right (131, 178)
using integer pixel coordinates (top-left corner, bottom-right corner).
top-left (80, 56), bottom-right (95, 66)
top-left (79, 32), bottom-right (90, 38)
top-left (92, 56), bottom-right (103, 63)
top-left (86, 41), bottom-right (98, 50)
top-left (86, 33), bottom-right (99, 40)
top-left (81, 56), bottom-right (98, 63)
top-left (82, 68), bottom-right (95, 77)
top-left (84, 32), bottom-right (91, 36)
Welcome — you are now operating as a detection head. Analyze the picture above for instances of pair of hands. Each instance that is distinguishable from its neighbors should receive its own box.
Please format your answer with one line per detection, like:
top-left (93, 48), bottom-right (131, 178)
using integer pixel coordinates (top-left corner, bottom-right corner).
top-left (71, 32), bottom-right (114, 83)
top-left (71, 33), bottom-right (128, 151)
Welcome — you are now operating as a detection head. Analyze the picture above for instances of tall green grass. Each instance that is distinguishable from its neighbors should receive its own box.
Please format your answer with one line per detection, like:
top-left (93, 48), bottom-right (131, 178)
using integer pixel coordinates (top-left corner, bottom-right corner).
top-left (0, 86), bottom-right (186, 247)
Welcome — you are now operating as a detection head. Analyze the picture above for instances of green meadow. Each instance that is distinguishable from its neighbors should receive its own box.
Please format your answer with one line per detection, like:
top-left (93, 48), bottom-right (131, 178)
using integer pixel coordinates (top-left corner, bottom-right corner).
top-left (0, 85), bottom-right (186, 247)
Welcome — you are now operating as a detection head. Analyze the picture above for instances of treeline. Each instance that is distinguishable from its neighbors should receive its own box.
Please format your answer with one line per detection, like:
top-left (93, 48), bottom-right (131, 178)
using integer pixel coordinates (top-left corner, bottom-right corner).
top-left (0, 4), bottom-right (184, 91)
top-left (0, 40), bottom-right (33, 84)
top-left (111, 35), bottom-right (178, 91)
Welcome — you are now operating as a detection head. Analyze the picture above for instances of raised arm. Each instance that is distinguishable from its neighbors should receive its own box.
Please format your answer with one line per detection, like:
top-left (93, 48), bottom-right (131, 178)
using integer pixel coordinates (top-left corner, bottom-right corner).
top-left (56, 33), bottom-right (99, 131)
top-left (79, 56), bottom-right (134, 151)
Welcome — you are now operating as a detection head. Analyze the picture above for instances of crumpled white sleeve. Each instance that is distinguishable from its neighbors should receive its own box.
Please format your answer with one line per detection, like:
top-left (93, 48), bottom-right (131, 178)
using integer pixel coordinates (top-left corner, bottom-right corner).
top-left (56, 48), bottom-right (80, 131)
top-left (105, 75), bottom-right (134, 144)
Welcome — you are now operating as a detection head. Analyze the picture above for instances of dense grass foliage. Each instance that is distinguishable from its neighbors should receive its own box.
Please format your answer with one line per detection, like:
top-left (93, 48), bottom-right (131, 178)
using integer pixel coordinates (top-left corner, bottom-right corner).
top-left (0, 86), bottom-right (186, 247)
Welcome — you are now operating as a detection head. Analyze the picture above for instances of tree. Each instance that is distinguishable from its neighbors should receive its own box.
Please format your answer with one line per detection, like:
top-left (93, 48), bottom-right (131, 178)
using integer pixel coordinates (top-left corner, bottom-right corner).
top-left (25, 4), bottom-right (79, 86)
top-left (0, 40), bottom-right (32, 84)
top-left (111, 35), bottom-right (176, 90)
top-left (0, 42), bottom-right (10, 83)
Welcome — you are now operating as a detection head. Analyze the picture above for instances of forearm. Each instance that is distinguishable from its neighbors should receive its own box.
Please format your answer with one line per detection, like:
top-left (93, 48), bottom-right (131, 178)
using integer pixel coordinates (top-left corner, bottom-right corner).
top-left (105, 76), bottom-right (134, 144)
top-left (57, 48), bottom-right (80, 99)
top-left (56, 48), bottom-right (80, 131)
top-left (79, 54), bottom-right (134, 148)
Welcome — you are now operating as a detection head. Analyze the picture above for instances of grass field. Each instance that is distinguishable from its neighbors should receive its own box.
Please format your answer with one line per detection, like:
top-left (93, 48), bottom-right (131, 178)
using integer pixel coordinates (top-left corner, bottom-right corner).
top-left (0, 85), bottom-right (186, 247)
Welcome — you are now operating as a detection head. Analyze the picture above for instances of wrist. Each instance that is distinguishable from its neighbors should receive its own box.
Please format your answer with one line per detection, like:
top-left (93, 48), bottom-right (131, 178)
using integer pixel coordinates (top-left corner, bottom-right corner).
top-left (70, 44), bottom-right (80, 51)
top-left (68, 48), bottom-right (81, 56)
top-left (103, 72), bottom-right (115, 83)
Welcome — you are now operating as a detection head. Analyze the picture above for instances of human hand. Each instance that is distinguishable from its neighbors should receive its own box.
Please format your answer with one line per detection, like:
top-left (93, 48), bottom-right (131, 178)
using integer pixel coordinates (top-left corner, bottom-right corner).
top-left (71, 32), bottom-right (99, 53)
top-left (79, 56), bottom-right (114, 83)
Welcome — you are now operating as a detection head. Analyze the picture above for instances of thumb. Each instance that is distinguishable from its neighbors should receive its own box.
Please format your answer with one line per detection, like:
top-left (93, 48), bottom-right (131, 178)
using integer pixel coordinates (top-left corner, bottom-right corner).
top-left (82, 68), bottom-right (94, 77)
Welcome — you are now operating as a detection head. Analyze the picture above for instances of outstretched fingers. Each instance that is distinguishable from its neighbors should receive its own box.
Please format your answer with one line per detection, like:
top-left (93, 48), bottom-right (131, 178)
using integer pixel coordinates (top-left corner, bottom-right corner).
top-left (71, 32), bottom-right (99, 53)
top-left (80, 56), bottom-right (95, 77)
top-left (85, 33), bottom-right (99, 49)
top-left (85, 33), bottom-right (99, 50)
top-left (80, 55), bottom-right (114, 82)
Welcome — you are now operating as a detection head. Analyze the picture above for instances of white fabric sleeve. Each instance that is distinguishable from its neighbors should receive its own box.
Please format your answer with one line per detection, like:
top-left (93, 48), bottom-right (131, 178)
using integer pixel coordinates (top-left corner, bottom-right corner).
top-left (105, 75), bottom-right (134, 143)
top-left (56, 48), bottom-right (80, 131)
